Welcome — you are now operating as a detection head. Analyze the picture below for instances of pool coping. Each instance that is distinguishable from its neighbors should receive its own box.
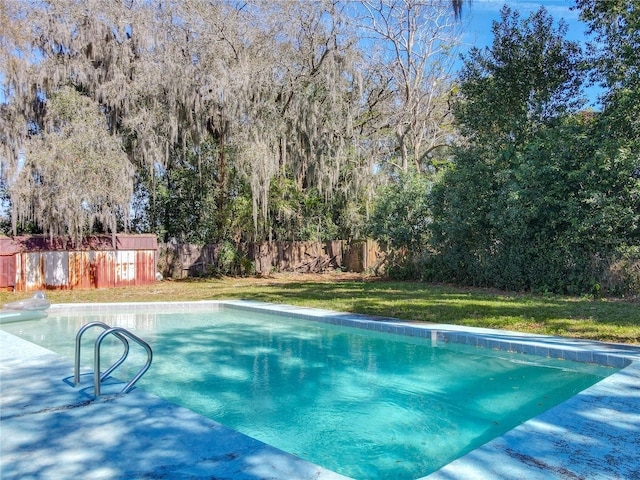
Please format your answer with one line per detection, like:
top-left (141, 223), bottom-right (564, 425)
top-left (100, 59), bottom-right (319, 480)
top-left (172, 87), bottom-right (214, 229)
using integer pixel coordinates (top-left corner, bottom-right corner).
top-left (2, 300), bottom-right (640, 479)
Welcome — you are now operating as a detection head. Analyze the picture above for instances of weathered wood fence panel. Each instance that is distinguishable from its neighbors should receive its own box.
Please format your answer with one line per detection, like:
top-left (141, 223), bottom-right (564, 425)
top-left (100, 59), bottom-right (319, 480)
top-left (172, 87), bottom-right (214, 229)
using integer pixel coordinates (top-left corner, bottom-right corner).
top-left (159, 243), bottom-right (225, 278)
top-left (249, 241), bottom-right (341, 274)
top-left (343, 240), bottom-right (381, 272)
top-left (158, 240), bottom-right (382, 278)
top-left (0, 235), bottom-right (381, 289)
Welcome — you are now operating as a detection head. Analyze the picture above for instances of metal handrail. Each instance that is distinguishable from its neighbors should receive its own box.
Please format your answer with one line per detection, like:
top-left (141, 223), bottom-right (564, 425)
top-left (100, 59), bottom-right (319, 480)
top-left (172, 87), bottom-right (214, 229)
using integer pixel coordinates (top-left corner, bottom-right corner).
top-left (75, 321), bottom-right (130, 386)
top-left (94, 327), bottom-right (153, 397)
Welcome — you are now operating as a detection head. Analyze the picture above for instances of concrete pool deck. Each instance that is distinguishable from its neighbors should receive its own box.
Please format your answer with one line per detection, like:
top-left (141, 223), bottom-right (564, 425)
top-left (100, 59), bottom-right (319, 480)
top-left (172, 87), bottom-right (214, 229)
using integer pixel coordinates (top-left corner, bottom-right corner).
top-left (1, 300), bottom-right (640, 479)
top-left (0, 329), bottom-right (349, 480)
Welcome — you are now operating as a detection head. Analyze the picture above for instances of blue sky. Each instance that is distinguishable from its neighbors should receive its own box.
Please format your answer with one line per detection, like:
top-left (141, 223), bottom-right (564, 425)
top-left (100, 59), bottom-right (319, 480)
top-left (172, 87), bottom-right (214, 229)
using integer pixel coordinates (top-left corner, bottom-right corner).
top-left (461, 0), bottom-right (587, 48)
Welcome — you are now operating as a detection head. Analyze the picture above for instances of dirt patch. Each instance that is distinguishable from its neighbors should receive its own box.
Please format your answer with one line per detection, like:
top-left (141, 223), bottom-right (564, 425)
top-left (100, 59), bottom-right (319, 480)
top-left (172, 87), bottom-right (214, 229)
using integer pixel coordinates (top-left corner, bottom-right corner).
top-left (253, 271), bottom-right (376, 283)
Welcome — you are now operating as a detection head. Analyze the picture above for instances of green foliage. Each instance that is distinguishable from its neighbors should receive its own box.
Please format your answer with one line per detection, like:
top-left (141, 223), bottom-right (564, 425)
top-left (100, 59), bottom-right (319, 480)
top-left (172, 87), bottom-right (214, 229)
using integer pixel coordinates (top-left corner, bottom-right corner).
top-left (263, 175), bottom-right (368, 242)
top-left (189, 241), bottom-right (255, 278)
top-left (267, 178), bottom-right (335, 241)
top-left (429, 7), bottom-right (640, 295)
top-left (455, 6), bottom-right (585, 148)
top-left (367, 171), bottom-right (432, 252)
top-left (213, 241), bottom-right (255, 277)
top-left (605, 246), bottom-right (640, 296)
top-left (135, 136), bottom-right (254, 244)
top-left (366, 171), bottom-right (432, 278)
top-left (134, 139), bottom-right (369, 244)
top-left (576, 0), bottom-right (640, 137)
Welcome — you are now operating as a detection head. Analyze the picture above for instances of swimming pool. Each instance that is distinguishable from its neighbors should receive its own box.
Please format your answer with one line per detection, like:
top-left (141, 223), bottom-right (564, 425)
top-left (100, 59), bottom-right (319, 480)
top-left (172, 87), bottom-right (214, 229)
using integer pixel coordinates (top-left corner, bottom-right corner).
top-left (0, 301), bottom-right (621, 479)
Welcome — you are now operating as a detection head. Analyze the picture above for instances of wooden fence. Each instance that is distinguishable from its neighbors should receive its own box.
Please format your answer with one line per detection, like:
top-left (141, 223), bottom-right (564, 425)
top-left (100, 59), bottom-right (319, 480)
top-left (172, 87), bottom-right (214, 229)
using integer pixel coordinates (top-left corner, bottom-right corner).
top-left (0, 235), bottom-right (382, 290)
top-left (158, 240), bottom-right (383, 278)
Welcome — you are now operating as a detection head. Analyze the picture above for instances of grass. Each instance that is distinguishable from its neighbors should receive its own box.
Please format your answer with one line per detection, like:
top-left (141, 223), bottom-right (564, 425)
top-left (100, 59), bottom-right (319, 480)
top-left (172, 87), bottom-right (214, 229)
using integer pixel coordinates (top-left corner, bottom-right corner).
top-left (1, 272), bottom-right (639, 344)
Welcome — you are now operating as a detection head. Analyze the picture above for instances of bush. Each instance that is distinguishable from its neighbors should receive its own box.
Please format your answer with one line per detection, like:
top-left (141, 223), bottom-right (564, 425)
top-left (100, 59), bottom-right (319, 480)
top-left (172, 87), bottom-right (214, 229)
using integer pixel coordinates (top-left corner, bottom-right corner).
top-left (366, 171), bottom-right (432, 278)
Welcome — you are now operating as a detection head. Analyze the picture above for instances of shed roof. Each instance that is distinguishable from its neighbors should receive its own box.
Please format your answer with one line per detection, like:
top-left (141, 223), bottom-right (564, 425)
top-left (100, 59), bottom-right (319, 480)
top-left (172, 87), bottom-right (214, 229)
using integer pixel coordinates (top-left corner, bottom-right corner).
top-left (0, 234), bottom-right (157, 254)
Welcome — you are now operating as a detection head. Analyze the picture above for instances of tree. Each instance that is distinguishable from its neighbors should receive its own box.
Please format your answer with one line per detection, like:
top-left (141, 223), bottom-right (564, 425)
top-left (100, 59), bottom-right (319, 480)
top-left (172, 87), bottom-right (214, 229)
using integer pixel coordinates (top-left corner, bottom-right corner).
top-left (366, 170), bottom-right (432, 277)
top-left (427, 7), bottom-right (640, 293)
top-left (239, 0), bottom-right (366, 239)
top-left (138, 136), bottom-right (252, 245)
top-left (454, 6), bottom-right (585, 148)
top-left (358, 0), bottom-right (462, 173)
top-left (575, 0), bottom-right (640, 141)
top-left (0, 1), bottom-right (367, 240)
top-left (1, 0), bottom-right (466, 244)
top-left (0, 0), bottom-right (40, 174)
top-left (0, 0), bottom-right (30, 97)
top-left (10, 87), bottom-right (133, 243)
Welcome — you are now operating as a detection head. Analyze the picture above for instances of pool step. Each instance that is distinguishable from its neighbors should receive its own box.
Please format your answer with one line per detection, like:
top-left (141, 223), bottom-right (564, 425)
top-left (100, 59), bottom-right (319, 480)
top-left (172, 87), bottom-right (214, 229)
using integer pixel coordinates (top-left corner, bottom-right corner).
top-left (74, 321), bottom-right (153, 398)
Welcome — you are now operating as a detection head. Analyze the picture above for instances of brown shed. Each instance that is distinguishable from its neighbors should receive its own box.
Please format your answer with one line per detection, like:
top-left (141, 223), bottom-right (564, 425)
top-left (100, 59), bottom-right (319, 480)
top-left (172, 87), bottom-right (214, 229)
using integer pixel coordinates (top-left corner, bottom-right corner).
top-left (0, 234), bottom-right (157, 291)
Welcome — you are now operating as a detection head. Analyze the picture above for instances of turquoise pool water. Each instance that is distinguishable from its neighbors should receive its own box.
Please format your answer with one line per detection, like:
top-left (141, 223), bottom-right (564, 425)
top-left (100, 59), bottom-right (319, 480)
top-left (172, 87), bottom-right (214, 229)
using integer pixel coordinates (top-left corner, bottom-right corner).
top-left (1, 305), bottom-right (616, 479)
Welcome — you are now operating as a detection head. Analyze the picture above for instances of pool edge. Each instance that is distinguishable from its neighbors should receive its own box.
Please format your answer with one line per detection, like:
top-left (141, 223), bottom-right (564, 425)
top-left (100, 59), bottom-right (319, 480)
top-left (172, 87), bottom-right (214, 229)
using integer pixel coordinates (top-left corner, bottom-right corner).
top-left (7, 299), bottom-right (640, 480)
top-left (0, 327), bottom-right (351, 480)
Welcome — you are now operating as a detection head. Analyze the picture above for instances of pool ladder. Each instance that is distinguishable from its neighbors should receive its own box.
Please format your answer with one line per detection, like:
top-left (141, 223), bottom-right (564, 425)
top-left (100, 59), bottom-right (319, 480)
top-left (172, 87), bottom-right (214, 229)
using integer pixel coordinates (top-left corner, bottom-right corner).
top-left (74, 321), bottom-right (153, 398)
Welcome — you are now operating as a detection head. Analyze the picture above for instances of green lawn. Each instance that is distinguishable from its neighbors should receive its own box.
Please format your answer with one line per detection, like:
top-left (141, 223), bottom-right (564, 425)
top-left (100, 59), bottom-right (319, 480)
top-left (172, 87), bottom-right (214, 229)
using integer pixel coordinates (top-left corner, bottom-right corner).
top-left (2, 273), bottom-right (639, 344)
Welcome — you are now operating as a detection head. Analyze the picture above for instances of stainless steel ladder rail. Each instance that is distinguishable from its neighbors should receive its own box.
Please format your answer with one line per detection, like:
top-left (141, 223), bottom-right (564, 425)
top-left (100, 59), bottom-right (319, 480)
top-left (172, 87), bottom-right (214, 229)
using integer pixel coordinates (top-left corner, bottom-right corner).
top-left (75, 321), bottom-right (130, 386)
top-left (94, 327), bottom-right (153, 397)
